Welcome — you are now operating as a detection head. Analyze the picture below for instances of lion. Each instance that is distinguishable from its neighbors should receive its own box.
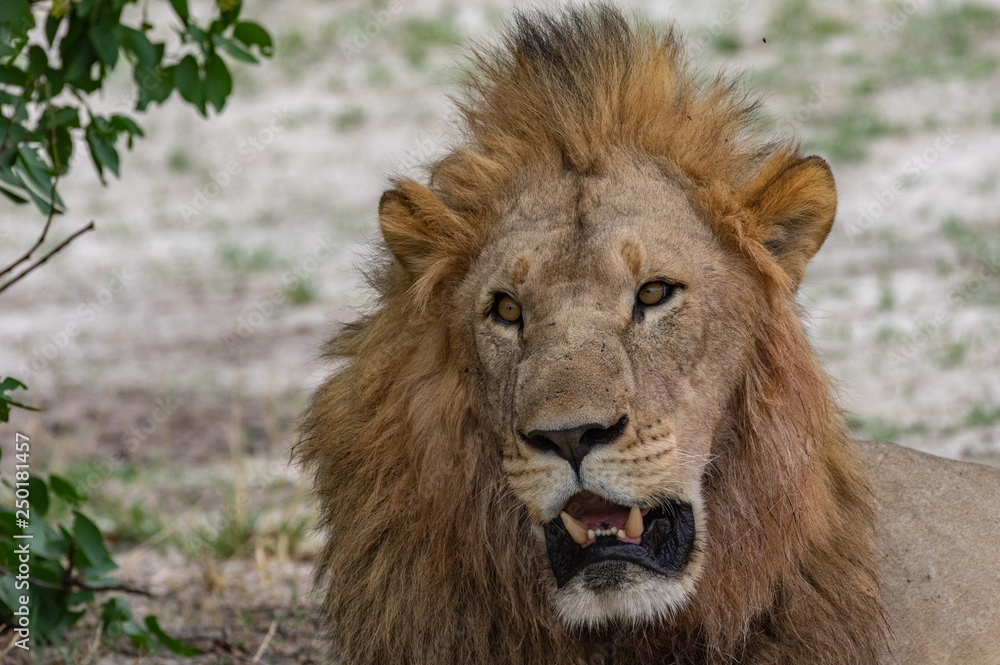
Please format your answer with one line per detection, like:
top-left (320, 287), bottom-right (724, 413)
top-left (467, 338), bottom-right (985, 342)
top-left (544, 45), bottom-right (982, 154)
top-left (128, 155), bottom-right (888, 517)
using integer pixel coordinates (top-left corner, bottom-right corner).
top-left (296, 6), bottom-right (1000, 664)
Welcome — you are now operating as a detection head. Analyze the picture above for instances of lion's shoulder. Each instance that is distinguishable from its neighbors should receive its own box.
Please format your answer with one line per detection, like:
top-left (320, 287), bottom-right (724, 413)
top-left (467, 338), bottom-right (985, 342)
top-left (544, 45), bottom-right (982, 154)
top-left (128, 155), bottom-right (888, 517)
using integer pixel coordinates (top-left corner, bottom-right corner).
top-left (858, 440), bottom-right (1000, 664)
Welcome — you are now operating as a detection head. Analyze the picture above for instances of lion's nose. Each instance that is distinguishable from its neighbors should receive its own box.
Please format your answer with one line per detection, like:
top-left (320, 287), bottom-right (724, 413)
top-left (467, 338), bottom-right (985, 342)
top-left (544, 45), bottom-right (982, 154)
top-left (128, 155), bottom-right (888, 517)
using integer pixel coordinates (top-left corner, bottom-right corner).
top-left (522, 415), bottom-right (629, 473)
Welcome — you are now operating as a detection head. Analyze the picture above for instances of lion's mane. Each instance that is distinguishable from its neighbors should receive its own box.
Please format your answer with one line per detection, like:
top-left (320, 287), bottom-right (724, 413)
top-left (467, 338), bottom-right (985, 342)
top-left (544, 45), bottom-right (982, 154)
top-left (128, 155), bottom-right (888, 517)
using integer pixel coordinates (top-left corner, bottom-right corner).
top-left (297, 6), bottom-right (885, 664)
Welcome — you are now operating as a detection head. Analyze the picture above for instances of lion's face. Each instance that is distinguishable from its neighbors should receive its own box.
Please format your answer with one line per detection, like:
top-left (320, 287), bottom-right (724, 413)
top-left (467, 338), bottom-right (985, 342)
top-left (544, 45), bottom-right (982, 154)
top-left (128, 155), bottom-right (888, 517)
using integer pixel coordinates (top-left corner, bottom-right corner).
top-left (460, 157), bottom-right (763, 627)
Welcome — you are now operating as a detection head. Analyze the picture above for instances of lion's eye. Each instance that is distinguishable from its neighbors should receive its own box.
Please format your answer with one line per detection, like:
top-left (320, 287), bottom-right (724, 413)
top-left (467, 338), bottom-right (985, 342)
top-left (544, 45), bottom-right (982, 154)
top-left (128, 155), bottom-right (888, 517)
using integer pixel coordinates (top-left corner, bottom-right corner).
top-left (493, 294), bottom-right (522, 323)
top-left (637, 281), bottom-right (674, 307)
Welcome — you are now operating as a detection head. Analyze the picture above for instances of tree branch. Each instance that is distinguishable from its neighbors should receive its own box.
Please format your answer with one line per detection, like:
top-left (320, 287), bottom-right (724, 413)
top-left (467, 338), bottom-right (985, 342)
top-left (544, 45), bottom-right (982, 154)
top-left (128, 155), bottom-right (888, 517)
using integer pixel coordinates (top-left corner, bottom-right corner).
top-left (0, 565), bottom-right (155, 597)
top-left (0, 220), bottom-right (95, 295)
top-left (0, 179), bottom-right (60, 280)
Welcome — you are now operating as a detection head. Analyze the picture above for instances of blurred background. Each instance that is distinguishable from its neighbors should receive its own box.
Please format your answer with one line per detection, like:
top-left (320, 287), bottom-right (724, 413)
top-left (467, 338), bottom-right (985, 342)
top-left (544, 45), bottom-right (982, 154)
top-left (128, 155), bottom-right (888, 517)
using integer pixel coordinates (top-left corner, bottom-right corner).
top-left (2, 0), bottom-right (999, 659)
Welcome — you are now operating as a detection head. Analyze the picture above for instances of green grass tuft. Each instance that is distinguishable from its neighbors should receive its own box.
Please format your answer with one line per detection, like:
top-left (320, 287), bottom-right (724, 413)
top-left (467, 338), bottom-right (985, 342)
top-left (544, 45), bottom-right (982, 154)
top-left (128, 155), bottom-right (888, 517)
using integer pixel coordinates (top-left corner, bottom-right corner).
top-left (966, 404), bottom-right (1000, 427)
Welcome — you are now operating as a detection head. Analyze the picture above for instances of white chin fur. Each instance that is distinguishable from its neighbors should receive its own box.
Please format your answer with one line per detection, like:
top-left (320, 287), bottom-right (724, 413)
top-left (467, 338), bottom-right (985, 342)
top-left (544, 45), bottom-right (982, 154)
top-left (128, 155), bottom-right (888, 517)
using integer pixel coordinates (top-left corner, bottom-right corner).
top-left (552, 566), bottom-right (699, 629)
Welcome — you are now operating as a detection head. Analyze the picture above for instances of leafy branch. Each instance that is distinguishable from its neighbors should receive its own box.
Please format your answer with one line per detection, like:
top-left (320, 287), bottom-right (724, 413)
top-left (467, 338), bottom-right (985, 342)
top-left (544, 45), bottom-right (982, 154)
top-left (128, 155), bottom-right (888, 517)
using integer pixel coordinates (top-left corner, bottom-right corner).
top-left (0, 0), bottom-right (274, 656)
top-left (0, 464), bottom-right (204, 655)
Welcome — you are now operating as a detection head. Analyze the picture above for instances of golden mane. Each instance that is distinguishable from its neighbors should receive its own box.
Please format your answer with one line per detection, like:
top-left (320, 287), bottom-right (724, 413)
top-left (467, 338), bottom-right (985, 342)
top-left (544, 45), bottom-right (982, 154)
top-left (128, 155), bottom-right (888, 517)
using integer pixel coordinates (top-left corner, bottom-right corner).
top-left (297, 5), bottom-right (885, 663)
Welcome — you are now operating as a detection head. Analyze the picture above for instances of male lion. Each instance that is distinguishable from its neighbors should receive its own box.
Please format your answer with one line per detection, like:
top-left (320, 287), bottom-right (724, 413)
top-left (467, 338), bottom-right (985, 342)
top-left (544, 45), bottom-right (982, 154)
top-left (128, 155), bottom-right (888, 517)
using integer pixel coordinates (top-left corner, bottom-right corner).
top-left (297, 6), bottom-right (1000, 664)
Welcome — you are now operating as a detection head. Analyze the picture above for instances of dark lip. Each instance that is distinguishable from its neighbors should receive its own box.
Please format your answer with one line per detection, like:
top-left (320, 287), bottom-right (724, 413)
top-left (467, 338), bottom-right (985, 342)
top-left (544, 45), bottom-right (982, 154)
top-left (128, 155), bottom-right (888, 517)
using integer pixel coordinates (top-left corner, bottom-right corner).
top-left (543, 499), bottom-right (696, 589)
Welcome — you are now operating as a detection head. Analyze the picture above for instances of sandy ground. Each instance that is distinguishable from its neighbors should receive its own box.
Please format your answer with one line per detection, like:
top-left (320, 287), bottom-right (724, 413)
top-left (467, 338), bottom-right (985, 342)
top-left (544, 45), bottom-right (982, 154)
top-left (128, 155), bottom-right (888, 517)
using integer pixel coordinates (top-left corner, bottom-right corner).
top-left (1, 0), bottom-right (999, 661)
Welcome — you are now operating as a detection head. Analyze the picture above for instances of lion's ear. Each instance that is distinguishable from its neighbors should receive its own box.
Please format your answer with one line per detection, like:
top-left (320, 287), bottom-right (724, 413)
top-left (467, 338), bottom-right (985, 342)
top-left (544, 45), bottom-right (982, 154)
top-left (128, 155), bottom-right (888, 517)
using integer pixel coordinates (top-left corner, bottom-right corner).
top-left (378, 179), bottom-right (476, 278)
top-left (744, 155), bottom-right (837, 287)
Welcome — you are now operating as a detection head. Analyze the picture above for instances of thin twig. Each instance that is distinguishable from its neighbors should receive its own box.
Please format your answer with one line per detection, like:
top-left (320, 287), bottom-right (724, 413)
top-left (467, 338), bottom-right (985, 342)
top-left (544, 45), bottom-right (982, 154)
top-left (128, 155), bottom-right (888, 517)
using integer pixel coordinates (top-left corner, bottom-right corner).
top-left (252, 621), bottom-right (278, 663)
top-left (0, 631), bottom-right (16, 660)
top-left (0, 94), bottom-right (28, 156)
top-left (0, 177), bottom-right (59, 279)
top-left (0, 567), bottom-right (155, 597)
top-left (0, 79), bottom-right (66, 281)
top-left (74, 578), bottom-right (155, 597)
top-left (0, 220), bottom-right (95, 295)
top-left (80, 622), bottom-right (104, 665)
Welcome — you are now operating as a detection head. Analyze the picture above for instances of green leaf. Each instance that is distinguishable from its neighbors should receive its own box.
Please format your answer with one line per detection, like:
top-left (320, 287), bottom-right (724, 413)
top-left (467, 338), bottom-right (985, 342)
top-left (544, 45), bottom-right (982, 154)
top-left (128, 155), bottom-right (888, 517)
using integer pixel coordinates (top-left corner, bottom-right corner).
top-left (0, 165), bottom-right (29, 207)
top-left (14, 147), bottom-right (56, 189)
top-left (232, 21), bottom-right (273, 57)
top-left (0, 376), bottom-right (27, 392)
top-left (0, 1), bottom-right (32, 40)
top-left (174, 54), bottom-right (205, 115)
top-left (0, 572), bottom-right (21, 612)
top-left (39, 106), bottom-right (81, 131)
top-left (167, 0), bottom-right (189, 22)
top-left (47, 126), bottom-right (74, 175)
top-left (14, 147), bottom-right (65, 216)
top-left (204, 52), bottom-right (231, 112)
top-left (144, 616), bottom-right (204, 656)
top-left (92, 116), bottom-right (113, 134)
top-left (218, 0), bottom-right (242, 28)
top-left (101, 597), bottom-right (133, 628)
top-left (85, 123), bottom-right (120, 179)
top-left (72, 511), bottom-right (118, 576)
top-left (49, 474), bottom-right (83, 505)
top-left (122, 621), bottom-right (152, 650)
top-left (44, 66), bottom-right (65, 97)
top-left (212, 34), bottom-right (256, 63)
top-left (29, 520), bottom-right (69, 561)
top-left (110, 114), bottom-right (143, 136)
top-left (117, 26), bottom-right (157, 70)
top-left (0, 65), bottom-right (27, 87)
top-left (27, 44), bottom-right (48, 77)
top-left (60, 23), bottom-right (100, 90)
top-left (0, 176), bottom-right (29, 205)
top-left (0, 376), bottom-right (39, 421)
top-left (135, 65), bottom-right (174, 110)
top-left (186, 23), bottom-right (207, 45)
top-left (88, 20), bottom-right (119, 69)
top-left (110, 114), bottom-right (144, 148)
top-left (45, 14), bottom-right (62, 45)
top-left (27, 477), bottom-right (49, 517)
top-left (0, 117), bottom-right (29, 144)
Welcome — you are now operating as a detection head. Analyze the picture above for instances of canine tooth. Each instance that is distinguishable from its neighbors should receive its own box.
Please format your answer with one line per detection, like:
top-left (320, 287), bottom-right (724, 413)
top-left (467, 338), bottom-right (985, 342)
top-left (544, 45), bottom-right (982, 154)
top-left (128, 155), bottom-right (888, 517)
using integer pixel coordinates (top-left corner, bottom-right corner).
top-left (560, 511), bottom-right (589, 545)
top-left (626, 505), bottom-right (644, 539)
top-left (587, 529), bottom-right (596, 541)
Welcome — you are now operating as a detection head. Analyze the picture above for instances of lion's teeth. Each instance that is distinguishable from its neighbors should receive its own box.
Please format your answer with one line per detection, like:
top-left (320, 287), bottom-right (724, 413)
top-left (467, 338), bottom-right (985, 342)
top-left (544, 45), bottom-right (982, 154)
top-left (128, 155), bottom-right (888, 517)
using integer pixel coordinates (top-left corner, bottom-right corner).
top-left (625, 505), bottom-right (643, 539)
top-left (560, 511), bottom-right (590, 545)
top-left (587, 529), bottom-right (596, 541)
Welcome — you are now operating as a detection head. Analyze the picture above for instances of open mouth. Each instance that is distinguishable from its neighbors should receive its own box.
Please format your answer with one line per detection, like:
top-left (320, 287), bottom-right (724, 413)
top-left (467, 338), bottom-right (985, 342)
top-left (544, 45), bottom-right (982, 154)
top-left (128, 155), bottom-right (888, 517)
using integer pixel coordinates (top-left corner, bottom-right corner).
top-left (543, 491), bottom-right (696, 588)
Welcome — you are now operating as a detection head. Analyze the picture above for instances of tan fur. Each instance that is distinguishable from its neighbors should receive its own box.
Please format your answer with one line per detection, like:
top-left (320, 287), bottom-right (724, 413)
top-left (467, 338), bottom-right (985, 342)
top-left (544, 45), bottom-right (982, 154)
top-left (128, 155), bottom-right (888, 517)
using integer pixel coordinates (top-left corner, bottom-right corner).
top-left (859, 441), bottom-right (1000, 664)
top-left (292, 6), bottom-right (951, 664)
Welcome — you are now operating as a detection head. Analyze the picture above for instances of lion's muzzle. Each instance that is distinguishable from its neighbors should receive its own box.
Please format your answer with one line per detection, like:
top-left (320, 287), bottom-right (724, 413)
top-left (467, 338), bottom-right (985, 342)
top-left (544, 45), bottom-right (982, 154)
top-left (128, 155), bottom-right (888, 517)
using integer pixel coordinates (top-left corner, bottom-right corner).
top-left (544, 491), bottom-right (696, 588)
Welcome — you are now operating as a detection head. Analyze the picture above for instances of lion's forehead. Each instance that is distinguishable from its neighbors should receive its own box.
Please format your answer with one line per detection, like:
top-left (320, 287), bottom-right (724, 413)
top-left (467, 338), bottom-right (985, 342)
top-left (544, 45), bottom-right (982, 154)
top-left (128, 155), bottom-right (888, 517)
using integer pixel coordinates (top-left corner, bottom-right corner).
top-left (480, 164), bottom-right (721, 292)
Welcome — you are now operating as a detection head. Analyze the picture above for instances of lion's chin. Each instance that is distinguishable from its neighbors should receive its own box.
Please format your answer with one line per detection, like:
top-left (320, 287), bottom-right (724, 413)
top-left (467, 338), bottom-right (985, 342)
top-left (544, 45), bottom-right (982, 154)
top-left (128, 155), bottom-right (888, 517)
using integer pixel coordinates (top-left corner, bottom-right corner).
top-left (542, 494), bottom-right (702, 628)
top-left (552, 564), bottom-right (700, 628)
